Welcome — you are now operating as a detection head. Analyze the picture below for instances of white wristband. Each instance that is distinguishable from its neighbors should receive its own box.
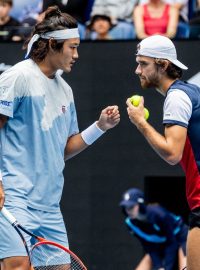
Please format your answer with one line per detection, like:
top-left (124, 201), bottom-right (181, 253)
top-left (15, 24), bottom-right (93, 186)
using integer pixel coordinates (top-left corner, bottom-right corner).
top-left (81, 122), bottom-right (105, 145)
top-left (0, 169), bottom-right (2, 181)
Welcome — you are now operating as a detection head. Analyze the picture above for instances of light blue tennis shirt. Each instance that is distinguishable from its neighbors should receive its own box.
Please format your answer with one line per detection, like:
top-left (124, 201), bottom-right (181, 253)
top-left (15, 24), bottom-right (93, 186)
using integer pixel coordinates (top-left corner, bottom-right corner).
top-left (0, 59), bottom-right (79, 212)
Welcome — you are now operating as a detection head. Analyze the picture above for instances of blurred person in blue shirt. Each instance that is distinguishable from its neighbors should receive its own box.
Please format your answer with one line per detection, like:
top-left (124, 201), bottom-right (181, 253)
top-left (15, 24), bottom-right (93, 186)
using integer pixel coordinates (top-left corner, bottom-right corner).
top-left (10, 0), bottom-right (42, 23)
top-left (120, 188), bottom-right (188, 270)
top-left (90, 0), bottom-right (137, 39)
top-left (0, 0), bottom-right (22, 41)
top-left (41, 0), bottom-right (90, 39)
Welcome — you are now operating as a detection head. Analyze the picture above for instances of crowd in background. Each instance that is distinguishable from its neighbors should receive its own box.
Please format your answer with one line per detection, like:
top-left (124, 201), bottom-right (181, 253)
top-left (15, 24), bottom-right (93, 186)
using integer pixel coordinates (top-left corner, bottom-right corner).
top-left (0, 0), bottom-right (199, 41)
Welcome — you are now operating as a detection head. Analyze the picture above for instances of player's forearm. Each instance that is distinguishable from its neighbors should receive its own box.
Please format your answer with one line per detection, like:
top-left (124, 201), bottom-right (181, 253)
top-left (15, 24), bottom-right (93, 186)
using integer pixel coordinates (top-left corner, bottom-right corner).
top-left (64, 134), bottom-right (88, 161)
top-left (64, 122), bottom-right (106, 160)
top-left (135, 121), bottom-right (181, 165)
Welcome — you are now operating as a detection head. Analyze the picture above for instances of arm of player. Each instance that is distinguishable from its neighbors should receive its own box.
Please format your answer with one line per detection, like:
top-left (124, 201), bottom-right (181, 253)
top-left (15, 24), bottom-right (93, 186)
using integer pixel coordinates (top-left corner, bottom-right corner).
top-left (64, 105), bottom-right (120, 160)
top-left (126, 98), bottom-right (187, 165)
top-left (0, 114), bottom-right (8, 209)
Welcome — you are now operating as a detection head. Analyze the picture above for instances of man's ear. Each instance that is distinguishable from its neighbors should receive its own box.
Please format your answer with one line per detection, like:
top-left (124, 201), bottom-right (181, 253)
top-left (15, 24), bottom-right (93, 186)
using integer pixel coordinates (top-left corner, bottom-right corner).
top-left (162, 60), bottom-right (170, 72)
top-left (49, 39), bottom-right (57, 51)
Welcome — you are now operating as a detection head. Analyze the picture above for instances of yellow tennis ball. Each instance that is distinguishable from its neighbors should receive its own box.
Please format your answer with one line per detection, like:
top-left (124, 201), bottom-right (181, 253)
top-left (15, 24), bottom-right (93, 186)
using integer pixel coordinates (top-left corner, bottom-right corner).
top-left (130, 95), bottom-right (149, 120)
top-left (130, 95), bottom-right (141, 106)
top-left (144, 107), bottom-right (149, 120)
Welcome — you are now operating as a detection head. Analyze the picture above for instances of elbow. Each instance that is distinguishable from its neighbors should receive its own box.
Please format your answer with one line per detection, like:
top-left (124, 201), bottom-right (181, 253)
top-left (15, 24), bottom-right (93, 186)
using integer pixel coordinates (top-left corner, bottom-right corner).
top-left (136, 31), bottom-right (147, 40)
top-left (167, 30), bottom-right (177, 39)
top-left (64, 152), bottom-right (73, 161)
top-left (165, 153), bottom-right (182, 165)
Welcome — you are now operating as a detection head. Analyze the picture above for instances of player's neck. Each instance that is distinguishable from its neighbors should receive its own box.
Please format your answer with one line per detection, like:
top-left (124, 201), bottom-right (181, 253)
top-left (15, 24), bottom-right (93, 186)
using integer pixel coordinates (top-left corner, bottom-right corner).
top-left (156, 78), bottom-right (177, 96)
top-left (36, 60), bottom-right (57, 79)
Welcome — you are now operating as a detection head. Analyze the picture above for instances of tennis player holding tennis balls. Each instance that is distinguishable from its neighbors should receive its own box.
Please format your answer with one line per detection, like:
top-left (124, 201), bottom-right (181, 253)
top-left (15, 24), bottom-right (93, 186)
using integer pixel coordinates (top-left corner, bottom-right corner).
top-left (126, 35), bottom-right (200, 270)
top-left (0, 6), bottom-right (120, 270)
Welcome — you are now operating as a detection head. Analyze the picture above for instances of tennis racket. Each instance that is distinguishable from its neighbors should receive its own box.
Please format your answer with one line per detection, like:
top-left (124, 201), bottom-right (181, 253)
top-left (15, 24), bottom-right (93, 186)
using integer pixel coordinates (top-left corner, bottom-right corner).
top-left (1, 206), bottom-right (87, 270)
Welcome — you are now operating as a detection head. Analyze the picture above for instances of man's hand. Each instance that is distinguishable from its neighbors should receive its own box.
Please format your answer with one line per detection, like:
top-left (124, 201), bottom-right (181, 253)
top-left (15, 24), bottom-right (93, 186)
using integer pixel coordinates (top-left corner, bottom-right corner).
top-left (97, 105), bottom-right (120, 131)
top-left (126, 97), bottom-right (147, 127)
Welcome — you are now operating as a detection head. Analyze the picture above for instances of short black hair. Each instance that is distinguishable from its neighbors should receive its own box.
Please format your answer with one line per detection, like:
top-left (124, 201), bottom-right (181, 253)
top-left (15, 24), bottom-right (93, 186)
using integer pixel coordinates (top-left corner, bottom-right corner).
top-left (87, 14), bottom-right (114, 30)
top-left (0, 0), bottom-right (13, 6)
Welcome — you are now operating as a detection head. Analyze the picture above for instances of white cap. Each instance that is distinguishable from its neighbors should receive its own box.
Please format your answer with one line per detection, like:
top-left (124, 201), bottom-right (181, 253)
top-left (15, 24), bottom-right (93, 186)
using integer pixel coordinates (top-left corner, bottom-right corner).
top-left (136, 35), bottom-right (188, 70)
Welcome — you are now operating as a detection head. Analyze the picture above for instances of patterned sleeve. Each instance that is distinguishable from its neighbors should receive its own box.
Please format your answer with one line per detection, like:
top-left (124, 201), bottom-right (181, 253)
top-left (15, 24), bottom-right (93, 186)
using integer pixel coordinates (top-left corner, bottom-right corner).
top-left (0, 68), bottom-right (25, 118)
top-left (163, 89), bottom-right (192, 128)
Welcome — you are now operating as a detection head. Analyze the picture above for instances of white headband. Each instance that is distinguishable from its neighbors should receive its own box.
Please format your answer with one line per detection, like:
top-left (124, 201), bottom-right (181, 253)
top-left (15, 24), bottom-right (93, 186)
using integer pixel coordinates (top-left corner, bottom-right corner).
top-left (26, 28), bottom-right (80, 58)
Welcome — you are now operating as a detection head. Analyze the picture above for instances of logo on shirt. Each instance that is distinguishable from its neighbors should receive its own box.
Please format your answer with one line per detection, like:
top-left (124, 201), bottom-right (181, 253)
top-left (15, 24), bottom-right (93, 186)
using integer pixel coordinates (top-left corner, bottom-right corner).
top-left (62, 105), bottom-right (66, 113)
top-left (0, 100), bottom-right (12, 107)
top-left (0, 86), bottom-right (9, 95)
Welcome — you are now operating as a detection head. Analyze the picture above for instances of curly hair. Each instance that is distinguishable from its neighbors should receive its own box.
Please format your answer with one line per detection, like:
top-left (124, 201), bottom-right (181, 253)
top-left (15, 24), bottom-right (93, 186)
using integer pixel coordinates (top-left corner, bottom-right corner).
top-left (23, 6), bottom-right (78, 62)
top-left (154, 58), bottom-right (183, 79)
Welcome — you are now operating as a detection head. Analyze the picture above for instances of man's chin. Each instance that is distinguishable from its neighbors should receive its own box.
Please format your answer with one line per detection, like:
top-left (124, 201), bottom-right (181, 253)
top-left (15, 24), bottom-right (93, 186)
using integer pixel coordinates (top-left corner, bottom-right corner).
top-left (140, 82), bottom-right (148, 89)
top-left (62, 67), bottom-right (71, 73)
top-left (141, 81), bottom-right (155, 89)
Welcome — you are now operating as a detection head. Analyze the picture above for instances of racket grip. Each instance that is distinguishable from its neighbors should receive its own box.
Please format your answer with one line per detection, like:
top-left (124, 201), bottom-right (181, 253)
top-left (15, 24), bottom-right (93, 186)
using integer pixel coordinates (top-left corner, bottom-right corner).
top-left (1, 206), bottom-right (17, 224)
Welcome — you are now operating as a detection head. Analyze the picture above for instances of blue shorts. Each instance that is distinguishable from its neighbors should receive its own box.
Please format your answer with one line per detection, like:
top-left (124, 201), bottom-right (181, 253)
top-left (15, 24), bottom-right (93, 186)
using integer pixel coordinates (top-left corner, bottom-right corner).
top-left (0, 203), bottom-right (69, 260)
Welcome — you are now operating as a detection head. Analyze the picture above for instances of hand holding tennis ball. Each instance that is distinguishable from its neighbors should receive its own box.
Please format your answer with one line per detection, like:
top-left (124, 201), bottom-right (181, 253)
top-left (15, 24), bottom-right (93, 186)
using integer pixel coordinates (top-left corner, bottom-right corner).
top-left (130, 95), bottom-right (149, 120)
top-left (144, 108), bottom-right (149, 121)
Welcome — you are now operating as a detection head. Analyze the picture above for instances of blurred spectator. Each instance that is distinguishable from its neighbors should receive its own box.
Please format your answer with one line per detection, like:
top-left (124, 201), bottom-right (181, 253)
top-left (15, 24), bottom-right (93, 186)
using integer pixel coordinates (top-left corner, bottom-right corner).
top-left (139, 0), bottom-right (190, 38)
top-left (139, 0), bottom-right (189, 22)
top-left (90, 0), bottom-right (137, 39)
top-left (10, 0), bottom-right (43, 23)
top-left (190, 0), bottom-right (200, 23)
top-left (42, 0), bottom-right (90, 39)
top-left (175, 0), bottom-right (188, 22)
top-left (0, 0), bottom-right (22, 41)
top-left (8, 0), bottom-right (43, 39)
top-left (133, 0), bottom-right (179, 39)
top-left (86, 14), bottom-right (114, 39)
top-left (162, 0), bottom-right (190, 38)
top-left (42, 0), bottom-right (89, 24)
top-left (10, 0), bottom-right (90, 39)
top-left (189, 0), bottom-right (200, 38)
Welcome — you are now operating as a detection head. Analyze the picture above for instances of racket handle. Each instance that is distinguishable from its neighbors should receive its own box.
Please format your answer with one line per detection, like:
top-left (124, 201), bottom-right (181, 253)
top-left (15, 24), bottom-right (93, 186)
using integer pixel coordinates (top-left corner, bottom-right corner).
top-left (1, 206), bottom-right (17, 225)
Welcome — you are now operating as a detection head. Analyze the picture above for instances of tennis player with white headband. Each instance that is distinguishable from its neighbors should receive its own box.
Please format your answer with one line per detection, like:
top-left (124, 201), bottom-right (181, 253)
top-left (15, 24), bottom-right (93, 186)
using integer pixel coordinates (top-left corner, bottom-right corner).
top-left (0, 5), bottom-right (120, 270)
top-left (25, 28), bottom-right (80, 58)
top-left (126, 35), bottom-right (200, 270)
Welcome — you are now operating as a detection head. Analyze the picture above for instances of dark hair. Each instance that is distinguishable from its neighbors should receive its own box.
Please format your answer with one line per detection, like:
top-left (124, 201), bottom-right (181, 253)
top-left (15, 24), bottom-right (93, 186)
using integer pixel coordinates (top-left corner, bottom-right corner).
top-left (155, 58), bottom-right (183, 79)
top-left (24, 6), bottom-right (78, 62)
top-left (87, 14), bottom-right (114, 30)
top-left (0, 0), bottom-right (13, 6)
